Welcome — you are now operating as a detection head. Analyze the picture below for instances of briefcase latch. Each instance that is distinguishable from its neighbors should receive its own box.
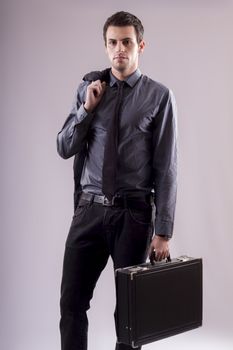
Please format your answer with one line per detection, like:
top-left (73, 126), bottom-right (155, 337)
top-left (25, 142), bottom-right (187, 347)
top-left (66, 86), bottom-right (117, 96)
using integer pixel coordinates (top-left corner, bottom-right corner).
top-left (129, 266), bottom-right (149, 280)
top-left (177, 255), bottom-right (191, 262)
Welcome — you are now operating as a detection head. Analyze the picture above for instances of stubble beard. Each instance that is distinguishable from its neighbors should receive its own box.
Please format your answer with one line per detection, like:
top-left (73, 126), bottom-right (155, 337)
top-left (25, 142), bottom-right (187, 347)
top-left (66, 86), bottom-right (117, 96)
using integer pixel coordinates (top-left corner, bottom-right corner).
top-left (112, 60), bottom-right (128, 73)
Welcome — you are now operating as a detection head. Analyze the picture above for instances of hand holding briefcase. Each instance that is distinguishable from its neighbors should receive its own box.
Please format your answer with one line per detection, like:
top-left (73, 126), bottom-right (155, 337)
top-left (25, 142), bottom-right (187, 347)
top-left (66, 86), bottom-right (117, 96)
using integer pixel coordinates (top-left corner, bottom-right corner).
top-left (115, 255), bottom-right (203, 348)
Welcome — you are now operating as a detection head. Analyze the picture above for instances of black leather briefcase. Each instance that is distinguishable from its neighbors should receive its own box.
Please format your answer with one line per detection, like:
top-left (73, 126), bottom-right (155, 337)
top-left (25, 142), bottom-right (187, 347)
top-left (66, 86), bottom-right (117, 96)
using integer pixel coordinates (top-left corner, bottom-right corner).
top-left (115, 256), bottom-right (202, 348)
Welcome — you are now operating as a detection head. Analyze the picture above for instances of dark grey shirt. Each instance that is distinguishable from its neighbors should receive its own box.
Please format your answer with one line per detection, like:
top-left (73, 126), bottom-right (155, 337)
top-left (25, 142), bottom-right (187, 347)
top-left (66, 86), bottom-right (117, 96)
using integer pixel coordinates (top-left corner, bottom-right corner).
top-left (57, 69), bottom-right (177, 237)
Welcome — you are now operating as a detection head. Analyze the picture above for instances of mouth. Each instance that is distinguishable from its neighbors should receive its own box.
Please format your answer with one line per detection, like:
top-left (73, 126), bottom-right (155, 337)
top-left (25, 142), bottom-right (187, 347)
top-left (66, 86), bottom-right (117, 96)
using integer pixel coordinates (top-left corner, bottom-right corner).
top-left (114, 55), bottom-right (128, 60)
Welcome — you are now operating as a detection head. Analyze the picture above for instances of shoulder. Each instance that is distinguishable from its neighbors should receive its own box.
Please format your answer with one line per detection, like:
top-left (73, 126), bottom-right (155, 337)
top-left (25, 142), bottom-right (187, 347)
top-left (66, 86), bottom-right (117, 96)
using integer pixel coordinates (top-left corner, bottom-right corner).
top-left (75, 80), bottom-right (90, 102)
top-left (141, 74), bottom-right (170, 96)
top-left (140, 75), bottom-right (177, 113)
top-left (139, 75), bottom-right (174, 108)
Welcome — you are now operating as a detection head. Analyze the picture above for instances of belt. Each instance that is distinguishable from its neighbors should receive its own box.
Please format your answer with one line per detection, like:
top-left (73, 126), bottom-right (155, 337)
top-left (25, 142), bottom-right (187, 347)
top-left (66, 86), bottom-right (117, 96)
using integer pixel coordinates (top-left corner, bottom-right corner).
top-left (79, 192), bottom-right (153, 209)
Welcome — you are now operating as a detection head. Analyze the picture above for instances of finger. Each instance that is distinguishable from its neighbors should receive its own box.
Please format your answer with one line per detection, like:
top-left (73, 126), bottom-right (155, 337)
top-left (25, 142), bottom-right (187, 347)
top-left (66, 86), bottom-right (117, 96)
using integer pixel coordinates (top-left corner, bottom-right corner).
top-left (91, 79), bottom-right (102, 86)
top-left (100, 82), bottom-right (106, 95)
top-left (91, 81), bottom-right (106, 97)
top-left (99, 82), bottom-right (106, 97)
top-left (148, 243), bottom-right (153, 257)
top-left (160, 250), bottom-right (169, 261)
top-left (89, 80), bottom-right (101, 89)
top-left (149, 250), bottom-right (156, 264)
top-left (91, 80), bottom-right (102, 90)
top-left (89, 86), bottom-right (102, 99)
top-left (157, 250), bottom-right (167, 261)
top-left (155, 252), bottom-right (162, 261)
top-left (93, 80), bottom-right (106, 90)
top-left (91, 82), bottom-right (102, 93)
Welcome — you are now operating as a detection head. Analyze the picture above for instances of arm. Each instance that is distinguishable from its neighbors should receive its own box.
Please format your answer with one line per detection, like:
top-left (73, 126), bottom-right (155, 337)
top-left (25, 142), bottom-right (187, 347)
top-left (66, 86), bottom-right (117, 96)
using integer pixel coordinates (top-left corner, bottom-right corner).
top-left (149, 89), bottom-right (178, 260)
top-left (57, 80), bottom-right (106, 159)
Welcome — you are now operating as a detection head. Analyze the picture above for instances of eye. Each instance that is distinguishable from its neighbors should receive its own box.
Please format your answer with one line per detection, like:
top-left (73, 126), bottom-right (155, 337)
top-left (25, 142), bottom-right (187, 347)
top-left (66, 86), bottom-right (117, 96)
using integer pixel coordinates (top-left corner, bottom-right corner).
top-left (108, 39), bottom-right (117, 47)
top-left (122, 39), bottom-right (131, 46)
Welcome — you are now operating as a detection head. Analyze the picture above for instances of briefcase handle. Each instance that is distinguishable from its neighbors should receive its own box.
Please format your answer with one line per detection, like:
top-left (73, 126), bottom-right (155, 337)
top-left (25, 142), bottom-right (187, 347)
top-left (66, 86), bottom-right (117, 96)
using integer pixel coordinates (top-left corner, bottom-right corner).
top-left (149, 251), bottom-right (171, 265)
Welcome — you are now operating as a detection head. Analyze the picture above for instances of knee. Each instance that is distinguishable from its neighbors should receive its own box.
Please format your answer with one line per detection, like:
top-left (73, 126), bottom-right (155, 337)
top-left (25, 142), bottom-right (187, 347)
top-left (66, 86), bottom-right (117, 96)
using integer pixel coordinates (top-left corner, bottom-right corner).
top-left (60, 291), bottom-right (90, 316)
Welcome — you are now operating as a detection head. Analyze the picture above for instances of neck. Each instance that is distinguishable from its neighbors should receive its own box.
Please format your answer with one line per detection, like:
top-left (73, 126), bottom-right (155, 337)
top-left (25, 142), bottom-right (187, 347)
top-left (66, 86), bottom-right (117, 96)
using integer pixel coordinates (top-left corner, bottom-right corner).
top-left (111, 67), bottom-right (138, 81)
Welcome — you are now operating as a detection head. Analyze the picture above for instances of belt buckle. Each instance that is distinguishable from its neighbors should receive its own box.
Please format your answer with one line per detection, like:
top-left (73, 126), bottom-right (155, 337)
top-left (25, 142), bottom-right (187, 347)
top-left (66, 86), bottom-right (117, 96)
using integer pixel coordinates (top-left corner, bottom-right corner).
top-left (103, 196), bottom-right (115, 206)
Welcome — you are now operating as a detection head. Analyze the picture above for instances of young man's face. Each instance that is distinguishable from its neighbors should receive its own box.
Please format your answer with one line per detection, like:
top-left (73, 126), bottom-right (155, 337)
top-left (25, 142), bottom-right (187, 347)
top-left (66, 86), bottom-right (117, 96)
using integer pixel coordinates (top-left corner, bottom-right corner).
top-left (105, 25), bottom-right (145, 78)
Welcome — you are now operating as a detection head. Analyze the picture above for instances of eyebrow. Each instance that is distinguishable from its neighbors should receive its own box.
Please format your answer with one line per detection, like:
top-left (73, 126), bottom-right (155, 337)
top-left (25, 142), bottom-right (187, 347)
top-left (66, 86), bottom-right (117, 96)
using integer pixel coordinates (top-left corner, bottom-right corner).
top-left (108, 37), bottom-right (133, 41)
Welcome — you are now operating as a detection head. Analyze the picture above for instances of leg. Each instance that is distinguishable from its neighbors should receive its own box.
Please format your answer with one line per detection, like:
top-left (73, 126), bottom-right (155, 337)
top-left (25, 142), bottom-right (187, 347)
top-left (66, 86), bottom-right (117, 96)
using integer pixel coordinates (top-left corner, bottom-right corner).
top-left (106, 205), bottom-right (154, 350)
top-left (60, 203), bottom-right (109, 350)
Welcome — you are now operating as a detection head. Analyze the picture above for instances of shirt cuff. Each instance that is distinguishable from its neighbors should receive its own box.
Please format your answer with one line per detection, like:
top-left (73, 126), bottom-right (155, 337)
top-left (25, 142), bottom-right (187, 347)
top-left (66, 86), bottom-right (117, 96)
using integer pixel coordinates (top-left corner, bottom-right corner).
top-left (154, 217), bottom-right (174, 238)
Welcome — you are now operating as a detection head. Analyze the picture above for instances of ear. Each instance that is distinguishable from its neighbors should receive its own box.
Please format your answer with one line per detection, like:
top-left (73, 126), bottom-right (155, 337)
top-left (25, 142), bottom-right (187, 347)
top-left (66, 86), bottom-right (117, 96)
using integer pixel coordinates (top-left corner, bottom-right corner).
top-left (138, 40), bottom-right (145, 53)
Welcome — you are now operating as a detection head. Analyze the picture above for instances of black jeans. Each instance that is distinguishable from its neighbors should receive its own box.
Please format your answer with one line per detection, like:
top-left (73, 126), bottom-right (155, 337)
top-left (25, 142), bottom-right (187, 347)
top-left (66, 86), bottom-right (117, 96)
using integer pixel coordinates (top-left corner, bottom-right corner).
top-left (60, 199), bottom-right (153, 350)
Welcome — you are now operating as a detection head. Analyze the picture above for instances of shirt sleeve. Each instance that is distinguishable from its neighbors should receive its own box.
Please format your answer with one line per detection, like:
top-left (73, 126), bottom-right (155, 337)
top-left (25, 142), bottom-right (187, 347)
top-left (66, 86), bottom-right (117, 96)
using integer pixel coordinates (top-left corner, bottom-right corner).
top-left (57, 81), bottom-right (94, 159)
top-left (152, 89), bottom-right (178, 238)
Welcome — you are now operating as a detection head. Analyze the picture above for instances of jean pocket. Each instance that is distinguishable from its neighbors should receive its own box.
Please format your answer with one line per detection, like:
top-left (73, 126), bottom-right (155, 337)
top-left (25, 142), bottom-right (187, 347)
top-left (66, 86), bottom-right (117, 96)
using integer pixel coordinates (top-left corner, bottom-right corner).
top-left (73, 202), bottom-right (89, 219)
top-left (128, 207), bottom-right (152, 225)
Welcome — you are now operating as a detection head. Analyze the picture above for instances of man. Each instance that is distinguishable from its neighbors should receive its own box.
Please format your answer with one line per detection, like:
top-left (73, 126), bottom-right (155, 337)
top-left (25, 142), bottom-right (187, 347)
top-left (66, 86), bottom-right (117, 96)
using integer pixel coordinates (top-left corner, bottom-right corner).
top-left (57, 11), bottom-right (177, 350)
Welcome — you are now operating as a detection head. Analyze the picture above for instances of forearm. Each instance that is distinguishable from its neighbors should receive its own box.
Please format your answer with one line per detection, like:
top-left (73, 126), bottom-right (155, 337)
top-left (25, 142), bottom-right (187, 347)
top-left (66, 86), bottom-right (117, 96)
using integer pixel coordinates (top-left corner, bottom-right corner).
top-left (154, 173), bottom-right (177, 238)
top-left (57, 104), bottom-right (93, 159)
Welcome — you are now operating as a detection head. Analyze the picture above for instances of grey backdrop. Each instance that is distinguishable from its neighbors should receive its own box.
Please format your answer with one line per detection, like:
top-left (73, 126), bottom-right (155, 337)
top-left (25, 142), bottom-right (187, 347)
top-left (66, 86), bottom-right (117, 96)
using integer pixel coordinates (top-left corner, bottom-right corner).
top-left (1, 0), bottom-right (233, 349)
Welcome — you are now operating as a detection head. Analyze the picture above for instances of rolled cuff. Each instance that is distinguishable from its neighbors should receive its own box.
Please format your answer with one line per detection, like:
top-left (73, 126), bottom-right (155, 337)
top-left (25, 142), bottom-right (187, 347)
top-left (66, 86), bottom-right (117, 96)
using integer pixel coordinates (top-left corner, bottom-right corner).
top-left (154, 217), bottom-right (174, 238)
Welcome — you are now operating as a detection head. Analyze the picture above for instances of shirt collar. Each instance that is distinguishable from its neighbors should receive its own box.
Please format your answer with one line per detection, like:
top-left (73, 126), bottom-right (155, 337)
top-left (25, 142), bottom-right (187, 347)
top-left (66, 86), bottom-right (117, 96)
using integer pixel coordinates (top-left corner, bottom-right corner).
top-left (109, 68), bottom-right (142, 88)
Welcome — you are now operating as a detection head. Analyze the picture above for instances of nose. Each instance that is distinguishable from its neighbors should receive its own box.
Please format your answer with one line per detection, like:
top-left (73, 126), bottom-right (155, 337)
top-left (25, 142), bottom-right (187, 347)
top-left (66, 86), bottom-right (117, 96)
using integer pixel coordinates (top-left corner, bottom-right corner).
top-left (116, 41), bottom-right (125, 52)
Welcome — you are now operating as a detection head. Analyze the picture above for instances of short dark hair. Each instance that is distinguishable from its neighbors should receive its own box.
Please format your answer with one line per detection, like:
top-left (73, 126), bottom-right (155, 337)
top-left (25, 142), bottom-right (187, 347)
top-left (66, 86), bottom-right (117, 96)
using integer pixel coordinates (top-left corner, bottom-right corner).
top-left (103, 11), bottom-right (144, 45)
